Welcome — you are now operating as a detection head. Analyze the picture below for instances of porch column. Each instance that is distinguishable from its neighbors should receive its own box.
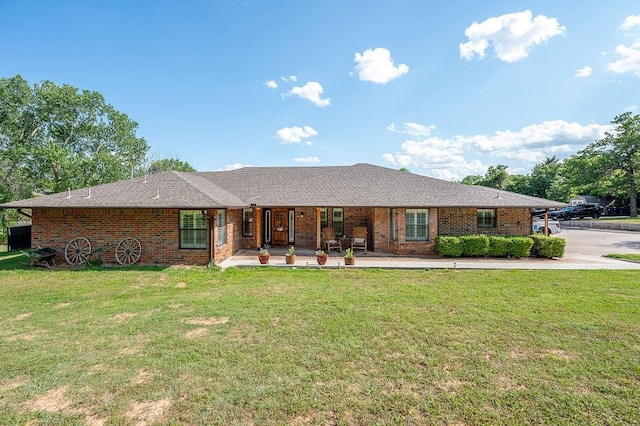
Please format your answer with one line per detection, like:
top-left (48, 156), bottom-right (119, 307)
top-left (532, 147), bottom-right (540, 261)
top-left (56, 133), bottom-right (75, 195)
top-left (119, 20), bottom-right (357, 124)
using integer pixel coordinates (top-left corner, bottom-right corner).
top-left (316, 207), bottom-right (322, 249)
top-left (254, 207), bottom-right (262, 248)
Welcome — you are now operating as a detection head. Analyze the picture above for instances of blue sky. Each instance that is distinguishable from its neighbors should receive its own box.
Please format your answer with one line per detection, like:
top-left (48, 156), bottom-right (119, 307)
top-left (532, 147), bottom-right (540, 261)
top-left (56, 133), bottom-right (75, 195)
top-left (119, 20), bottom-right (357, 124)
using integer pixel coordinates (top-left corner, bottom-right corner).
top-left (1, 1), bottom-right (639, 180)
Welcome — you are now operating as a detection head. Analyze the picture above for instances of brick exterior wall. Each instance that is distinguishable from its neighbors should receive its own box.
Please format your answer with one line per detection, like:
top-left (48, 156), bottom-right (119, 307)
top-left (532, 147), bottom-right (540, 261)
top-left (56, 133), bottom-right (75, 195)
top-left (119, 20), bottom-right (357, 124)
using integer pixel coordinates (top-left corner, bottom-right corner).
top-left (437, 207), bottom-right (531, 236)
top-left (372, 208), bottom-right (439, 255)
top-left (31, 207), bottom-right (246, 266)
top-left (30, 206), bottom-right (533, 265)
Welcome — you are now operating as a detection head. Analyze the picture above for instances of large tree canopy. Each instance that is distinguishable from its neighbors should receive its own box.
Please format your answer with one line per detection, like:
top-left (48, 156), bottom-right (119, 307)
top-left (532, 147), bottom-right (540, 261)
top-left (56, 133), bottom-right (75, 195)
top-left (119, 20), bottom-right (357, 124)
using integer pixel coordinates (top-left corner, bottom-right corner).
top-left (0, 75), bottom-right (150, 202)
top-left (581, 112), bottom-right (640, 217)
top-left (460, 113), bottom-right (640, 215)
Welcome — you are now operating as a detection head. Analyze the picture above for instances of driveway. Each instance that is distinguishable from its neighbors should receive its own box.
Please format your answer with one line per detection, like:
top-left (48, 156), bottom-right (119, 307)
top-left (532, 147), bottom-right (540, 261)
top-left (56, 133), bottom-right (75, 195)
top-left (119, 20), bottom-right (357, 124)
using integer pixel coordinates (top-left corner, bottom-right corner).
top-left (560, 226), bottom-right (640, 258)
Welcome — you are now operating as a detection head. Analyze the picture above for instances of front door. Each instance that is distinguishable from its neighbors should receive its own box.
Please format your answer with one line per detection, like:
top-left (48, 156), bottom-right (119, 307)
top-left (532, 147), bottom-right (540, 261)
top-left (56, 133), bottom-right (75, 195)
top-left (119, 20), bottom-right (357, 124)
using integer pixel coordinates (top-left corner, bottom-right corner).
top-left (272, 208), bottom-right (289, 246)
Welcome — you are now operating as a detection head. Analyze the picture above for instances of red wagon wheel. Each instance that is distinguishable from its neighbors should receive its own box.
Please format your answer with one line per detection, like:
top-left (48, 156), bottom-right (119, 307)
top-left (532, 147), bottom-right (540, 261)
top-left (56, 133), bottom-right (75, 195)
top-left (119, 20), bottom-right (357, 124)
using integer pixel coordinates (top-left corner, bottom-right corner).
top-left (65, 237), bottom-right (91, 265)
top-left (115, 237), bottom-right (142, 265)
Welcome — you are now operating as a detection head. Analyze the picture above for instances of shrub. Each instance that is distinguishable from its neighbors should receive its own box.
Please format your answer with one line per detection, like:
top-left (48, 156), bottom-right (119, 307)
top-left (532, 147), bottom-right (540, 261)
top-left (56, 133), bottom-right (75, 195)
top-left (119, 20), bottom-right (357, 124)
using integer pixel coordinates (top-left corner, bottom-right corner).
top-left (508, 237), bottom-right (534, 258)
top-left (487, 236), bottom-right (510, 257)
top-left (459, 235), bottom-right (489, 257)
top-left (531, 235), bottom-right (566, 258)
top-left (435, 236), bottom-right (462, 257)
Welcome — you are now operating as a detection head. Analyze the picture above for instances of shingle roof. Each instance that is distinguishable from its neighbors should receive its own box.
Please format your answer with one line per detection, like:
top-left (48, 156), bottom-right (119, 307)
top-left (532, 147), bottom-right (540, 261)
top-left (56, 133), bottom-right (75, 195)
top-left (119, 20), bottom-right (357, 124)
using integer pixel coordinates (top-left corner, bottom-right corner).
top-left (0, 163), bottom-right (566, 209)
top-left (0, 171), bottom-right (246, 209)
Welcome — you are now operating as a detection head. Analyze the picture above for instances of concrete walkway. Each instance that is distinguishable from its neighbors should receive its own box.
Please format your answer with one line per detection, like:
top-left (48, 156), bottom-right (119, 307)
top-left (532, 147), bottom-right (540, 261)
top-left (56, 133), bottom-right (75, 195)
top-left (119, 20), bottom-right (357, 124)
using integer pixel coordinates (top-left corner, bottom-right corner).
top-left (218, 228), bottom-right (640, 270)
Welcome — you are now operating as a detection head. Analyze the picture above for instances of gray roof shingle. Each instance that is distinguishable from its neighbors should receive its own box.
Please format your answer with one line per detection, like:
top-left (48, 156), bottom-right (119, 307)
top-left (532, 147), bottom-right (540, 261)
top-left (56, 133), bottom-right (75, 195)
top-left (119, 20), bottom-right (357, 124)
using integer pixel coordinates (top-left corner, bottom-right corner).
top-left (0, 163), bottom-right (565, 209)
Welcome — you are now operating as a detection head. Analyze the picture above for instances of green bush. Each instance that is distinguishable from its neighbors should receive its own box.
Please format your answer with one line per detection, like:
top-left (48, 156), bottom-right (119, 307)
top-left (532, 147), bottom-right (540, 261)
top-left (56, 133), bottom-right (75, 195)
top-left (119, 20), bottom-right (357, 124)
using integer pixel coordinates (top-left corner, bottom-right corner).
top-left (487, 236), bottom-right (510, 257)
top-left (508, 237), bottom-right (534, 258)
top-left (435, 236), bottom-right (462, 257)
top-left (530, 235), bottom-right (566, 258)
top-left (459, 235), bottom-right (489, 257)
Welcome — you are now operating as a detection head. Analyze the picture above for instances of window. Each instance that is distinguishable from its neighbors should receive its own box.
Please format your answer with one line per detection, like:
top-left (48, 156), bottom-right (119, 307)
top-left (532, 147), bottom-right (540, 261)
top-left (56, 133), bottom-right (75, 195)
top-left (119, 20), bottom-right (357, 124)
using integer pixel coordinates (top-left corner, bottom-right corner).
top-left (288, 210), bottom-right (295, 243)
top-left (390, 208), bottom-right (396, 241)
top-left (332, 208), bottom-right (343, 236)
top-left (180, 210), bottom-right (208, 249)
top-left (405, 209), bottom-right (429, 241)
top-left (242, 208), bottom-right (253, 237)
top-left (477, 209), bottom-right (496, 228)
top-left (320, 208), bottom-right (328, 229)
top-left (217, 209), bottom-right (227, 246)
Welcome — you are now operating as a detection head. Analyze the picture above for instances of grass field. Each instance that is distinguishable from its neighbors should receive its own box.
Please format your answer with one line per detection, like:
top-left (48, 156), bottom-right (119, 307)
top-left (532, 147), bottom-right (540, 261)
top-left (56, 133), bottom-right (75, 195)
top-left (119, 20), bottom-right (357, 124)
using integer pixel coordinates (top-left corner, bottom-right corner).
top-left (1, 251), bottom-right (639, 425)
top-left (589, 216), bottom-right (640, 224)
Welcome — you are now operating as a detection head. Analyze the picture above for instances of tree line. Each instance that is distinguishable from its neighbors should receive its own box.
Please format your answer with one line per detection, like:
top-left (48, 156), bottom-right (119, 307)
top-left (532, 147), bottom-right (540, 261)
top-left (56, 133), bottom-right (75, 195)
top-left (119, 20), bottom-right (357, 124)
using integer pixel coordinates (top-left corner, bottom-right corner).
top-left (0, 75), bottom-right (195, 205)
top-left (1, 75), bottom-right (196, 235)
top-left (460, 112), bottom-right (640, 218)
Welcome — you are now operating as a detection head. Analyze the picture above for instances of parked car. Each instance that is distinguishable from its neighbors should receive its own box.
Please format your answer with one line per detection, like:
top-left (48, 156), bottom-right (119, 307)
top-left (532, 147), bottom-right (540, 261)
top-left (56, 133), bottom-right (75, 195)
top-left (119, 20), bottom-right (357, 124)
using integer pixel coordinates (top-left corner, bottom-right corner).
top-left (532, 217), bottom-right (561, 235)
top-left (548, 204), bottom-right (602, 220)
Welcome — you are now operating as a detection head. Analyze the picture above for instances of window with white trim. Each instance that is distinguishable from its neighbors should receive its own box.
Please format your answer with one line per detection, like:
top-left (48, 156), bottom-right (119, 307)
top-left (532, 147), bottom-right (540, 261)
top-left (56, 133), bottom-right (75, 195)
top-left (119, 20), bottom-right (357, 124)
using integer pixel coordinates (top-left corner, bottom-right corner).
top-left (391, 208), bottom-right (396, 241)
top-left (180, 210), bottom-right (208, 249)
top-left (405, 209), bottom-right (429, 241)
top-left (242, 208), bottom-right (253, 237)
top-left (477, 209), bottom-right (496, 228)
top-left (332, 208), bottom-right (344, 236)
top-left (217, 209), bottom-right (227, 246)
top-left (320, 208), bottom-right (328, 229)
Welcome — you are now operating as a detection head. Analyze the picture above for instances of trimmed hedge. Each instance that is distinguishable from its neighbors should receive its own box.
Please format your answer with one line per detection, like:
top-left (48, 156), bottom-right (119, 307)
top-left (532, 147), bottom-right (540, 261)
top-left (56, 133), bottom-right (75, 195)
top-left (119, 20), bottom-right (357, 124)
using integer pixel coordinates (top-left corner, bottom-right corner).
top-left (435, 236), bottom-right (462, 257)
top-left (487, 236), bottom-right (510, 257)
top-left (530, 234), bottom-right (566, 258)
top-left (436, 234), bottom-right (546, 258)
top-left (508, 237), bottom-right (534, 258)
top-left (459, 235), bottom-right (489, 257)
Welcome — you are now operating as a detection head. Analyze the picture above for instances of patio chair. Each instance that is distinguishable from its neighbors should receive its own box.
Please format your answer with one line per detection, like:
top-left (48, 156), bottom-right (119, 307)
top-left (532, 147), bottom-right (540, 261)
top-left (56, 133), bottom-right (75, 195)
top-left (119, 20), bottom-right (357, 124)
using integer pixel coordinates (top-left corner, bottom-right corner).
top-left (322, 227), bottom-right (342, 253)
top-left (351, 226), bottom-right (367, 253)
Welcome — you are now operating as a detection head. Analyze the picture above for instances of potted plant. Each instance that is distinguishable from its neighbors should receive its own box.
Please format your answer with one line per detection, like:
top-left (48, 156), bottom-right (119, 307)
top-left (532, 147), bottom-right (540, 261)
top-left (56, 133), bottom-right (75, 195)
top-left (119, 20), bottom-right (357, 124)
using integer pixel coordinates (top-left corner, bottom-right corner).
top-left (258, 248), bottom-right (270, 264)
top-left (316, 249), bottom-right (328, 265)
top-left (285, 246), bottom-right (296, 264)
top-left (344, 248), bottom-right (355, 266)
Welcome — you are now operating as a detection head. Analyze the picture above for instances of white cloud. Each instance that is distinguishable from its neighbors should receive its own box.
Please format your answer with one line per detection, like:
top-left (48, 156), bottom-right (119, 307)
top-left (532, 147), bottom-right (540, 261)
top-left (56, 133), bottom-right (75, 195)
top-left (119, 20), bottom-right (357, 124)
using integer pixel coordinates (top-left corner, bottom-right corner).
top-left (293, 156), bottom-right (320, 164)
top-left (383, 119), bottom-right (611, 180)
top-left (575, 66), bottom-right (592, 77)
top-left (606, 41), bottom-right (640, 76)
top-left (466, 120), bottom-right (609, 151)
top-left (459, 10), bottom-right (566, 62)
top-left (285, 82), bottom-right (330, 107)
top-left (224, 163), bottom-right (251, 170)
top-left (276, 126), bottom-right (318, 143)
top-left (281, 75), bottom-right (297, 83)
top-left (265, 80), bottom-right (278, 89)
top-left (353, 48), bottom-right (409, 84)
top-left (387, 122), bottom-right (435, 138)
top-left (620, 15), bottom-right (640, 30)
top-left (625, 105), bottom-right (638, 111)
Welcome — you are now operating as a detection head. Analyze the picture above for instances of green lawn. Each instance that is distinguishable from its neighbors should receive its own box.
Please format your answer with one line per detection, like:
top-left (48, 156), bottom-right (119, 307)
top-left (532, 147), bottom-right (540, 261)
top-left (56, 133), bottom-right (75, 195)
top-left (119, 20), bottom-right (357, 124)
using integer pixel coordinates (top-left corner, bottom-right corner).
top-left (1, 251), bottom-right (639, 424)
top-left (589, 216), bottom-right (640, 224)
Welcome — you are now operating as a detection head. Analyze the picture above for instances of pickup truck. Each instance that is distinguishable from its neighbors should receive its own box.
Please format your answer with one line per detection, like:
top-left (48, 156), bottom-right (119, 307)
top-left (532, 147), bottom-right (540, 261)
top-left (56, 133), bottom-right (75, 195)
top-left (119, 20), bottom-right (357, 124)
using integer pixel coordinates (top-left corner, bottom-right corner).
top-left (548, 204), bottom-right (601, 220)
top-left (532, 217), bottom-right (561, 235)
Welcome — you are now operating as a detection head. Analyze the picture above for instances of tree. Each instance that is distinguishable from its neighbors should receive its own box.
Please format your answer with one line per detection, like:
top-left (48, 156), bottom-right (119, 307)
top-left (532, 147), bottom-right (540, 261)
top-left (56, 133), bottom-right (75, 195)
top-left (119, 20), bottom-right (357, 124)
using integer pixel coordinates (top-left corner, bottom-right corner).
top-left (146, 157), bottom-right (196, 174)
top-left (580, 112), bottom-right (640, 217)
top-left (461, 165), bottom-right (512, 190)
top-left (0, 75), bottom-right (149, 199)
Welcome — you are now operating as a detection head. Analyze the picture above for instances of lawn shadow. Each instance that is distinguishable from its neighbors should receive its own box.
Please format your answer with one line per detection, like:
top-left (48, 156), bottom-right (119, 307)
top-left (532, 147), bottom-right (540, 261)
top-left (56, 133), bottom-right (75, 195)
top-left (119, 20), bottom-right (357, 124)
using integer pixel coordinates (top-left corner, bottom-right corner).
top-left (0, 250), bottom-right (172, 272)
top-left (613, 239), bottom-right (640, 251)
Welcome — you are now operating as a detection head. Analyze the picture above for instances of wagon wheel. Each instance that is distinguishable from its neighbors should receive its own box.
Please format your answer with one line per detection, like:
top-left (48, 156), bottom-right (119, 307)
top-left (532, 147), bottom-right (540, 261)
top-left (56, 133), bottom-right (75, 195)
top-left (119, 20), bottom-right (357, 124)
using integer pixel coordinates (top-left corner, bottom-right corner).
top-left (65, 237), bottom-right (92, 265)
top-left (115, 237), bottom-right (142, 265)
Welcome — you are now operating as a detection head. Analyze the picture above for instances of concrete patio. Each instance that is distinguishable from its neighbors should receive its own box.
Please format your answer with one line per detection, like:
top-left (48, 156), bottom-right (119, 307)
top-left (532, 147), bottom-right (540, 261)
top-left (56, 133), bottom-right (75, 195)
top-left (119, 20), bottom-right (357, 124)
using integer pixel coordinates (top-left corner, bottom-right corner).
top-left (218, 228), bottom-right (640, 270)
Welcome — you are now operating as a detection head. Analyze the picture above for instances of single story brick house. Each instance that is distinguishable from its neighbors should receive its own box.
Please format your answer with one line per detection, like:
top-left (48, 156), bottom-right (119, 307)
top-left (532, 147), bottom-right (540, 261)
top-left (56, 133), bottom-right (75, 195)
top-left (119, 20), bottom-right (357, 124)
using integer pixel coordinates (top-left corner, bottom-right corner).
top-left (1, 163), bottom-right (564, 265)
